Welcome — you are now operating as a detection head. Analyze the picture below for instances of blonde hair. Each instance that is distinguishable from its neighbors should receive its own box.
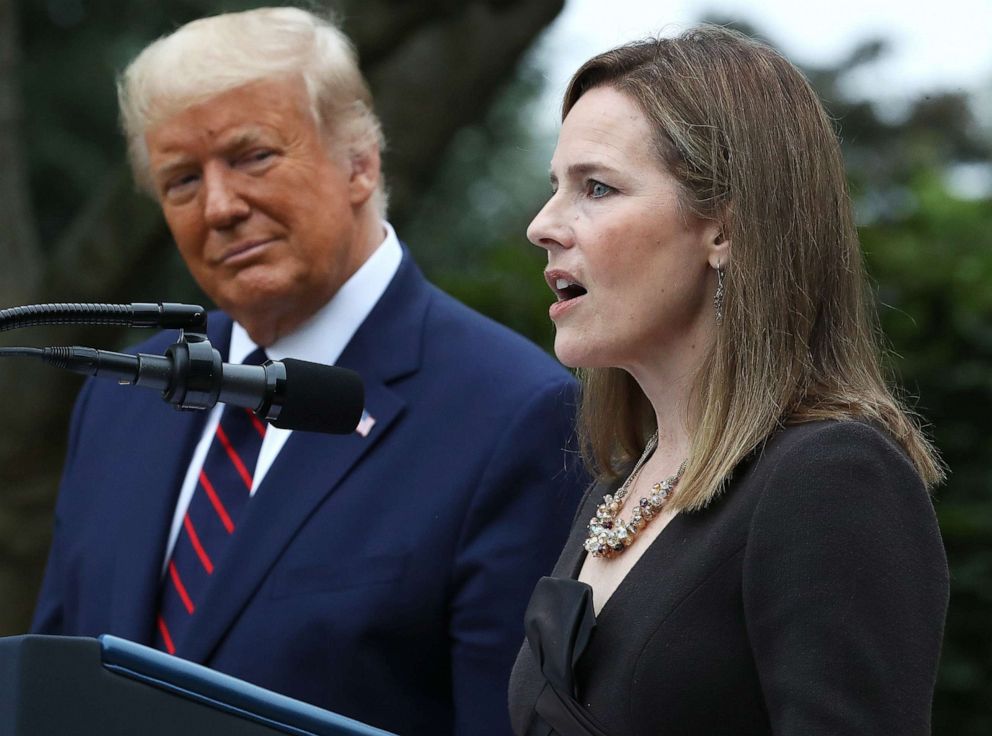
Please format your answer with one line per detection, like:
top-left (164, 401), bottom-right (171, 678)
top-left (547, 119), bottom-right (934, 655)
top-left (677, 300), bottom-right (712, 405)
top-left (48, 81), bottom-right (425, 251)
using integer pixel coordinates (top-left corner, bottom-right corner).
top-left (564, 26), bottom-right (944, 509)
top-left (118, 6), bottom-right (386, 214)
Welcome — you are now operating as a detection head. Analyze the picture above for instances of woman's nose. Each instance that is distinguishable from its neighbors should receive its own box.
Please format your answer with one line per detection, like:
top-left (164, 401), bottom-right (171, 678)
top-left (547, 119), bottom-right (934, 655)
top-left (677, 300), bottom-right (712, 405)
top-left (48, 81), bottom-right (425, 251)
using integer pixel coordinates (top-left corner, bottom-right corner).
top-left (526, 195), bottom-right (572, 252)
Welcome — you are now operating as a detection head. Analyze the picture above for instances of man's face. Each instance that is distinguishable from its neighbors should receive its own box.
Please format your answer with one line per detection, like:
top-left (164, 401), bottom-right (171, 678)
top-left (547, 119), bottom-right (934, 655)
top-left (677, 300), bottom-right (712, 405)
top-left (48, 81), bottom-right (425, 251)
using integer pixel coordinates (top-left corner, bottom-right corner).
top-left (145, 77), bottom-right (377, 339)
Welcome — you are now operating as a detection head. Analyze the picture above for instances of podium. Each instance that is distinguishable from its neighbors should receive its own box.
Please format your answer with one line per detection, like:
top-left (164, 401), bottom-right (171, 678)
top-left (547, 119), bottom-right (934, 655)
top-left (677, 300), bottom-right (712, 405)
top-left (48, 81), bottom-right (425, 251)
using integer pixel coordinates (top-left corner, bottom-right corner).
top-left (0, 634), bottom-right (397, 735)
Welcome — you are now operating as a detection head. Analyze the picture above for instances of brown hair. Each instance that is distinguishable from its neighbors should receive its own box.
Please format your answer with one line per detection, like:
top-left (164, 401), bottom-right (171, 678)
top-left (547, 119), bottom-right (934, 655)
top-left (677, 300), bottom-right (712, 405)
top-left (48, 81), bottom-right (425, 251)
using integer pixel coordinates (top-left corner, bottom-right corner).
top-left (564, 26), bottom-right (944, 509)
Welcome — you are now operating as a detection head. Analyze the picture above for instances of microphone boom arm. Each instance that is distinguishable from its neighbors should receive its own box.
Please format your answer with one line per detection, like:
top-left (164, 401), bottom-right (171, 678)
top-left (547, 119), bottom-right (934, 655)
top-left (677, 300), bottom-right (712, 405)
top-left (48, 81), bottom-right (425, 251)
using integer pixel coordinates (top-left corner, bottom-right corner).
top-left (0, 302), bottom-right (207, 332)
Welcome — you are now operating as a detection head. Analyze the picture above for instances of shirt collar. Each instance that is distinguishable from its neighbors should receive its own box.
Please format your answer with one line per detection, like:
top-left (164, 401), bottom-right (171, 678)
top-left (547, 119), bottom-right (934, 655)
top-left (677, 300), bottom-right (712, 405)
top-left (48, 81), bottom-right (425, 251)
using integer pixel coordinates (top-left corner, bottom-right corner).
top-left (229, 220), bottom-right (403, 365)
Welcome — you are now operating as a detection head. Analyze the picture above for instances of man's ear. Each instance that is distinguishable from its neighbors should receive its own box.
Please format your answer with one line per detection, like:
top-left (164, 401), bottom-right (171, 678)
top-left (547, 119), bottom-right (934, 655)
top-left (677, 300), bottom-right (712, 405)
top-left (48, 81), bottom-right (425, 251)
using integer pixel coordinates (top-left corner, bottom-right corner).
top-left (349, 144), bottom-right (380, 206)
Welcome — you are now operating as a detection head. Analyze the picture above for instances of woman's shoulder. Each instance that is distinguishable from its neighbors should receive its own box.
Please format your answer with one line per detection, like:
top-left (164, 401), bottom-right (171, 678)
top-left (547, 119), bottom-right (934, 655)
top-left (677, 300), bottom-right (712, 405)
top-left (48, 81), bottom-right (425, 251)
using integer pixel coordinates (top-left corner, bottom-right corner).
top-left (741, 419), bottom-right (936, 539)
top-left (760, 419), bottom-right (910, 464)
top-left (738, 424), bottom-right (948, 735)
top-left (745, 419), bottom-right (919, 491)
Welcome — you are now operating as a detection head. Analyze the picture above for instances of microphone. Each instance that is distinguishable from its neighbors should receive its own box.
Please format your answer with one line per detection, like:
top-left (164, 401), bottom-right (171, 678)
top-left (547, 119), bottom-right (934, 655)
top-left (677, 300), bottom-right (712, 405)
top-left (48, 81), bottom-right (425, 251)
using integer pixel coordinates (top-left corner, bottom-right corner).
top-left (0, 344), bottom-right (364, 435)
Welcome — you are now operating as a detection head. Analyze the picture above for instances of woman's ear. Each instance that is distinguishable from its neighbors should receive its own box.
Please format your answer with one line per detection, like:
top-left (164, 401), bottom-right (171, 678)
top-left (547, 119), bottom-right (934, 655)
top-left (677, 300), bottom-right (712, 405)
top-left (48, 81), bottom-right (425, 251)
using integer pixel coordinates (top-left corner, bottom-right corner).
top-left (705, 223), bottom-right (731, 269)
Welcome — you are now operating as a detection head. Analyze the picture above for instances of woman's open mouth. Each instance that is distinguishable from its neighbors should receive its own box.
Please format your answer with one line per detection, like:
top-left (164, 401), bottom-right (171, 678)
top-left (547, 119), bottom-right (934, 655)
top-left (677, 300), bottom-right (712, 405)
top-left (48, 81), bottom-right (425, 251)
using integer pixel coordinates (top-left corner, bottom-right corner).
top-left (546, 270), bottom-right (587, 319)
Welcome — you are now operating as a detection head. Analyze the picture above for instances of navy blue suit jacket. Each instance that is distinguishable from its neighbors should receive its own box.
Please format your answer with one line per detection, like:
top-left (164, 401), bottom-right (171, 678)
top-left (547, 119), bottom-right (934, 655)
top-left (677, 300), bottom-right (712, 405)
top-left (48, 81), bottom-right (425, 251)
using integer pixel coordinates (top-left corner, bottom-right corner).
top-left (32, 252), bottom-right (587, 736)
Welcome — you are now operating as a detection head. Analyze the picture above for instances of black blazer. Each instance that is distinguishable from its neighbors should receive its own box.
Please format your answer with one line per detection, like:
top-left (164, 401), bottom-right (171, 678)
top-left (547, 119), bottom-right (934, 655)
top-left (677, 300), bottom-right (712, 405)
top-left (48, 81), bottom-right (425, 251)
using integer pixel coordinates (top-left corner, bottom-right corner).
top-left (509, 421), bottom-right (949, 736)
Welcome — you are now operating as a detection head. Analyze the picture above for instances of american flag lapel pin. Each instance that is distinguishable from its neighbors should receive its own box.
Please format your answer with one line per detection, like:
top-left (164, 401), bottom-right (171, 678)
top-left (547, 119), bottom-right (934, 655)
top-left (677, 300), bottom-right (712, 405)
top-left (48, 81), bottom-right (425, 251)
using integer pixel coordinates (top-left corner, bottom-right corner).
top-left (355, 409), bottom-right (376, 438)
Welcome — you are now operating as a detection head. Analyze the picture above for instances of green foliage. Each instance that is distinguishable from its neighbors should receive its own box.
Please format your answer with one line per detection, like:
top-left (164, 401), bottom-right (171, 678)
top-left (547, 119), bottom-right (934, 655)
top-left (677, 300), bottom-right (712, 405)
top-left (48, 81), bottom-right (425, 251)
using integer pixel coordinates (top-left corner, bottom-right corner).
top-left (863, 178), bottom-right (992, 733)
top-left (404, 62), bottom-right (559, 352)
top-left (433, 237), bottom-right (556, 353)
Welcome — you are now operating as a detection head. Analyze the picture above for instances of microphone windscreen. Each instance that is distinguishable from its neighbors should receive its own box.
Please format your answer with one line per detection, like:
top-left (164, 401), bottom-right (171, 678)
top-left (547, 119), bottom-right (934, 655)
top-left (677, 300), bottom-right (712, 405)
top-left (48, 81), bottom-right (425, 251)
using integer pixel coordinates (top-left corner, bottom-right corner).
top-left (273, 359), bottom-right (365, 434)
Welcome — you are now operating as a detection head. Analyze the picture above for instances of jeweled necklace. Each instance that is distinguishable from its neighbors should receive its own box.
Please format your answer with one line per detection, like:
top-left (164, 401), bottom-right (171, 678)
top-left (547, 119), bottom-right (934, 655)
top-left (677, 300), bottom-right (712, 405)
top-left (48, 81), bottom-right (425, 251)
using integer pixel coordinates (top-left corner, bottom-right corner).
top-left (584, 432), bottom-right (687, 559)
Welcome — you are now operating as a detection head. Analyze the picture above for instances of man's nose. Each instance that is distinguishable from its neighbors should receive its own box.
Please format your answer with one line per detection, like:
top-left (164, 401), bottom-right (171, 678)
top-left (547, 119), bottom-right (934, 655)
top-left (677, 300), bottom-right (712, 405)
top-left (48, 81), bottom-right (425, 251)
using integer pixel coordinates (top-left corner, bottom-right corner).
top-left (203, 165), bottom-right (250, 229)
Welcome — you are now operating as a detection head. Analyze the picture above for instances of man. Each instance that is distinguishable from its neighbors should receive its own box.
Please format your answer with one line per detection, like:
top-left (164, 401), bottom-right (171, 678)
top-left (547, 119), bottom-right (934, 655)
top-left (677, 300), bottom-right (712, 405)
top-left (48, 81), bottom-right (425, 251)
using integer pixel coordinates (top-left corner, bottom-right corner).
top-left (31, 8), bottom-right (585, 736)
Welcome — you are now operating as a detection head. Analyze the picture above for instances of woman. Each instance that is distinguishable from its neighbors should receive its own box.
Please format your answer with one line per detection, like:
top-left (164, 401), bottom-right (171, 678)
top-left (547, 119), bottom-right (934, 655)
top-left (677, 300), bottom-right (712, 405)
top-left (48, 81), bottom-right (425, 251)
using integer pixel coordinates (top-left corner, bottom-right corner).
top-left (508, 26), bottom-right (949, 736)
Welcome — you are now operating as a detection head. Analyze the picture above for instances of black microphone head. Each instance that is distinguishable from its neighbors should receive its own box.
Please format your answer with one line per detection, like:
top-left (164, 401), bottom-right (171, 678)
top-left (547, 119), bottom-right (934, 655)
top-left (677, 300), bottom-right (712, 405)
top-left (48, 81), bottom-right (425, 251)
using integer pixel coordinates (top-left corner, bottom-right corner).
top-left (271, 359), bottom-right (365, 434)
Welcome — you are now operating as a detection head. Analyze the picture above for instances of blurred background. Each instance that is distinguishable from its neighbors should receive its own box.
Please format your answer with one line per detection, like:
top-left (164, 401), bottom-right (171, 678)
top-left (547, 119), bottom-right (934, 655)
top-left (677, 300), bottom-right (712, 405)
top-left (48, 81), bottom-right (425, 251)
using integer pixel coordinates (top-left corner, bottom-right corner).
top-left (1, 0), bottom-right (989, 730)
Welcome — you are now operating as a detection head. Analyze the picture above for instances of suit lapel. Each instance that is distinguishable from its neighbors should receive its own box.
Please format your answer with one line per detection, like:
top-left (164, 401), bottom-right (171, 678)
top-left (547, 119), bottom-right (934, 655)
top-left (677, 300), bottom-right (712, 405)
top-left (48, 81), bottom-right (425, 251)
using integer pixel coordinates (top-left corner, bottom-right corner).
top-left (179, 252), bottom-right (432, 662)
top-left (180, 380), bottom-right (405, 661)
top-left (109, 404), bottom-right (206, 642)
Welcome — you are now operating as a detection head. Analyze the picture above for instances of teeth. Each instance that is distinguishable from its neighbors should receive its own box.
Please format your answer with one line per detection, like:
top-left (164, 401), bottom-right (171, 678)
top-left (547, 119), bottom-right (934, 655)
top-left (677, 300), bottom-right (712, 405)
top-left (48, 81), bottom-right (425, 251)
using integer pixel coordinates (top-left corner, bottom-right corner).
top-left (556, 278), bottom-right (572, 290)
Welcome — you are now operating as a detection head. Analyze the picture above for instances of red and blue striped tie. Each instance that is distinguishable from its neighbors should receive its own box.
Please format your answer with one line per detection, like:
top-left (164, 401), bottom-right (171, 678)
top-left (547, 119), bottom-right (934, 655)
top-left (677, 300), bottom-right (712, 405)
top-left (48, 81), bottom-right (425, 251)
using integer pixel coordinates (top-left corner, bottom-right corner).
top-left (155, 348), bottom-right (268, 655)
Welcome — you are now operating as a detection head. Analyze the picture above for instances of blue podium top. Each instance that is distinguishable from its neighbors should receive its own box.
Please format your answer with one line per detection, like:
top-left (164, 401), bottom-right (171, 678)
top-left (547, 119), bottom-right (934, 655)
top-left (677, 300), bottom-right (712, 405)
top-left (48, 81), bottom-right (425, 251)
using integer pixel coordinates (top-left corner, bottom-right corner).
top-left (99, 635), bottom-right (397, 736)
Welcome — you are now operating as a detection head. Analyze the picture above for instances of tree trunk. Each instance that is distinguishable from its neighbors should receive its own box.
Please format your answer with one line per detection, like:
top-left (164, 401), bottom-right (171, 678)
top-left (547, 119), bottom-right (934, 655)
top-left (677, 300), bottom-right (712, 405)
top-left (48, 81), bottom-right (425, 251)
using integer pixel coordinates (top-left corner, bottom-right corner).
top-left (0, 0), bottom-right (39, 303)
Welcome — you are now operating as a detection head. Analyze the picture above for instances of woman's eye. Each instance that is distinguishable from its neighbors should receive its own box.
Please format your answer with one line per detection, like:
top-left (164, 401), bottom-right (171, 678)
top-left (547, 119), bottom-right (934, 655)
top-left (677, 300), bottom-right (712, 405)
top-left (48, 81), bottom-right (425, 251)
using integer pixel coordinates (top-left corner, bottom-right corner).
top-left (589, 180), bottom-right (612, 198)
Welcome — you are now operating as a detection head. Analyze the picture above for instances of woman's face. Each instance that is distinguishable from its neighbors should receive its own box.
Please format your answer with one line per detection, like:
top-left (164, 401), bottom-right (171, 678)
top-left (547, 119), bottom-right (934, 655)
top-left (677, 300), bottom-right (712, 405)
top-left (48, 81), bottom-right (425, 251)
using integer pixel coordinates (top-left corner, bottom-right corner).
top-left (528, 86), bottom-right (720, 376)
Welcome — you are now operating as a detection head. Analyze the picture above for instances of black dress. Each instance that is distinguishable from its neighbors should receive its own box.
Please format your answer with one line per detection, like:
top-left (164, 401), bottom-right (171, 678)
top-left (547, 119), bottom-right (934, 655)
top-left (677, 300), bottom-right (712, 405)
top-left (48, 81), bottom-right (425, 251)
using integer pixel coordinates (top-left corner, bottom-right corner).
top-left (508, 421), bottom-right (949, 736)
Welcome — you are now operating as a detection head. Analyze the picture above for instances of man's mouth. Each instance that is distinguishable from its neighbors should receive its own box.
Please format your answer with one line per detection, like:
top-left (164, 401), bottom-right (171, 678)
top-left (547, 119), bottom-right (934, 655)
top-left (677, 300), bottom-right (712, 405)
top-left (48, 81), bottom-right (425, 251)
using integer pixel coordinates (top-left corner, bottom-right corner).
top-left (219, 238), bottom-right (275, 264)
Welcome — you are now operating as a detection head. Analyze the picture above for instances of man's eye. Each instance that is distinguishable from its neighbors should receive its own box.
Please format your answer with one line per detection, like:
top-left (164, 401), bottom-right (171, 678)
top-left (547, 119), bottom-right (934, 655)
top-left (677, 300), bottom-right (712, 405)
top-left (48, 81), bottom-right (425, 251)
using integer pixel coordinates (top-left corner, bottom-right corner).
top-left (239, 149), bottom-right (275, 167)
top-left (589, 180), bottom-right (612, 198)
top-left (163, 174), bottom-right (199, 197)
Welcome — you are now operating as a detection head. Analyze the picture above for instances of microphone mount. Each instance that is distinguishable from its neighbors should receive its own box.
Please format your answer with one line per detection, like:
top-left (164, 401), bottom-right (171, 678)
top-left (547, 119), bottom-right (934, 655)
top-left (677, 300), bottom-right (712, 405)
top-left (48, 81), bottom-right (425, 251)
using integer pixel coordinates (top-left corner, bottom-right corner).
top-left (155, 332), bottom-right (287, 417)
top-left (161, 331), bottom-right (225, 411)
